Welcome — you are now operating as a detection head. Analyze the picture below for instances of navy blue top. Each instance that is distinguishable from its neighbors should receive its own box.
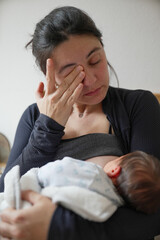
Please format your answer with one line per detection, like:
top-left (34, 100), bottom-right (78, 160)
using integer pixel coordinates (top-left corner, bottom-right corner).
top-left (0, 86), bottom-right (160, 239)
top-left (46, 133), bottom-right (124, 160)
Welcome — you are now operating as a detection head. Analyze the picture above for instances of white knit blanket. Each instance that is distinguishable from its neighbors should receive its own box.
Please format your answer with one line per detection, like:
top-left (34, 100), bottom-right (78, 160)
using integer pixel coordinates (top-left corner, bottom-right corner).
top-left (0, 157), bottom-right (123, 222)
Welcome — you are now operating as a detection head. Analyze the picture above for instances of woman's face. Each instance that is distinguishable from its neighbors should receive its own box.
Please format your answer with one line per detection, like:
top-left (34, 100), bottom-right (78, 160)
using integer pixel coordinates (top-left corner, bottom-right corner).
top-left (53, 35), bottom-right (109, 105)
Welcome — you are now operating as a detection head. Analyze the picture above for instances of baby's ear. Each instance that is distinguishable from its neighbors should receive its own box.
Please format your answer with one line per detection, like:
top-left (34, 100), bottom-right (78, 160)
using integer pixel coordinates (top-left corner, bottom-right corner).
top-left (105, 165), bottom-right (121, 178)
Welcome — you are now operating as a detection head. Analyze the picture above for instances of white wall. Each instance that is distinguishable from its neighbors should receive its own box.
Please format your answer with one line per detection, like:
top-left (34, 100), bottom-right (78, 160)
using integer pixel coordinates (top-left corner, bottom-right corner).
top-left (0, 0), bottom-right (160, 146)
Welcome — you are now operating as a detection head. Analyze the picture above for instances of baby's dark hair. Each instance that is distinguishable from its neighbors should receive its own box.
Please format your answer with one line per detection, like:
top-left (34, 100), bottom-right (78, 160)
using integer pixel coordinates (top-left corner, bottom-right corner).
top-left (116, 151), bottom-right (160, 214)
top-left (26, 6), bottom-right (103, 75)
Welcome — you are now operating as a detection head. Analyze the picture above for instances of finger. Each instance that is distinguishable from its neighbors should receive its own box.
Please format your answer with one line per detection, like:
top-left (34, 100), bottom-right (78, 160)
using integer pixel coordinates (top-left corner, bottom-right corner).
top-left (0, 237), bottom-right (11, 240)
top-left (0, 204), bottom-right (34, 226)
top-left (67, 82), bottom-right (84, 106)
top-left (46, 58), bottom-right (56, 95)
top-left (0, 219), bottom-right (28, 240)
top-left (59, 70), bottom-right (85, 103)
top-left (35, 82), bottom-right (44, 100)
top-left (0, 222), bottom-right (12, 239)
top-left (0, 209), bottom-right (24, 224)
top-left (57, 65), bottom-right (83, 97)
top-left (21, 190), bottom-right (43, 205)
top-left (0, 208), bottom-right (14, 223)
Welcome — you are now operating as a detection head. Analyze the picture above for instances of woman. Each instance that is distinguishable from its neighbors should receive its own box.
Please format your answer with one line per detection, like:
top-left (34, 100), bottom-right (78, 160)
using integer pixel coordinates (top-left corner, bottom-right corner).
top-left (0, 6), bottom-right (160, 240)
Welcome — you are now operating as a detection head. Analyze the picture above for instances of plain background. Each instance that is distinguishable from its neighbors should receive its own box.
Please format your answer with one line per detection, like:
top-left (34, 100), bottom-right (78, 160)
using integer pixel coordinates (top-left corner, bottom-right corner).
top-left (0, 0), bottom-right (160, 146)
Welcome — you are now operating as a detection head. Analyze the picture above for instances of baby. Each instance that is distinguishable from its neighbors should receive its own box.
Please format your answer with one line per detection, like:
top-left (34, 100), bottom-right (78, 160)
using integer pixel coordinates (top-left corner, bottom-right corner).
top-left (0, 151), bottom-right (160, 222)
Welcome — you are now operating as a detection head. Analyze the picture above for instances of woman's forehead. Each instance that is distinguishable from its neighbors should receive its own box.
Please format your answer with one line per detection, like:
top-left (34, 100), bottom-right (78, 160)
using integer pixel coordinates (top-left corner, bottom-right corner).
top-left (52, 35), bottom-right (103, 68)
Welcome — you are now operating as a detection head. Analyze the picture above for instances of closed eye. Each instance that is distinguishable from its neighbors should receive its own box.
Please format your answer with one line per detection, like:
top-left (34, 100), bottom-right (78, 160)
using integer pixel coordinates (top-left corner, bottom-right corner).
top-left (89, 53), bottom-right (101, 65)
top-left (90, 59), bottom-right (101, 65)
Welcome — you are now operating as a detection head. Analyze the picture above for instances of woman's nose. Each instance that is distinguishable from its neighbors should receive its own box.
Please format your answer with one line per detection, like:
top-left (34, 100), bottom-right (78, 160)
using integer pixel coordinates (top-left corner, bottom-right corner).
top-left (82, 69), bottom-right (96, 86)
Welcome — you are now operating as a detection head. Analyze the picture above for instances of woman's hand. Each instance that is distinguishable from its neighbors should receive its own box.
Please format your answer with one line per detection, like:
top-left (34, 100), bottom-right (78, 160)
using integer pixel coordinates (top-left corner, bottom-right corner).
top-left (0, 190), bottom-right (56, 240)
top-left (36, 58), bottom-right (85, 126)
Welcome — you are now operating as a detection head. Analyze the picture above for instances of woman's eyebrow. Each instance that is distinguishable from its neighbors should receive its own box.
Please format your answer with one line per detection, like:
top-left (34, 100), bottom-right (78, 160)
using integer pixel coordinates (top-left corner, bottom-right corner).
top-left (58, 63), bottom-right (76, 74)
top-left (86, 47), bottom-right (101, 58)
top-left (58, 47), bottom-right (101, 74)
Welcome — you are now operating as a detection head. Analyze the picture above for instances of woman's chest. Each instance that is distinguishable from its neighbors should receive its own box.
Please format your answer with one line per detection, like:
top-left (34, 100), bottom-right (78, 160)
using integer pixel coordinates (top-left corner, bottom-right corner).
top-left (86, 155), bottom-right (118, 168)
top-left (62, 112), bottom-right (110, 139)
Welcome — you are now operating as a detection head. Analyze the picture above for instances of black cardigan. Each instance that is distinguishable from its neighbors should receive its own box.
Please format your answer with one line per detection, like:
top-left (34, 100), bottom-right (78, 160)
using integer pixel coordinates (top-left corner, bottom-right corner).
top-left (0, 86), bottom-right (160, 239)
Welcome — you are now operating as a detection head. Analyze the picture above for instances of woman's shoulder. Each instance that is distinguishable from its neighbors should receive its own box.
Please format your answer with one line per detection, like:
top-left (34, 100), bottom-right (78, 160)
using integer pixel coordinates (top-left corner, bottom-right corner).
top-left (103, 86), bottom-right (159, 120)
top-left (108, 86), bottom-right (151, 98)
top-left (107, 86), bottom-right (158, 106)
top-left (21, 103), bottom-right (40, 126)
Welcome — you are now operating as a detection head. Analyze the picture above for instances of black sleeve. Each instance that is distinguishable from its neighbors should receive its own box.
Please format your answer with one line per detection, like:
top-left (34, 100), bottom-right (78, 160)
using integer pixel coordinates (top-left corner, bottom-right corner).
top-left (48, 206), bottom-right (160, 240)
top-left (0, 105), bottom-right (65, 192)
top-left (128, 90), bottom-right (160, 158)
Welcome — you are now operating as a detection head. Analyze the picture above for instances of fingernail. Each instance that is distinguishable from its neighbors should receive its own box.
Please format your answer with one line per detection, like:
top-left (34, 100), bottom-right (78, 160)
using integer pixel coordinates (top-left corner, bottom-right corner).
top-left (79, 71), bottom-right (85, 77)
top-left (47, 59), bottom-right (52, 66)
top-left (77, 66), bottom-right (83, 71)
top-left (78, 83), bottom-right (83, 89)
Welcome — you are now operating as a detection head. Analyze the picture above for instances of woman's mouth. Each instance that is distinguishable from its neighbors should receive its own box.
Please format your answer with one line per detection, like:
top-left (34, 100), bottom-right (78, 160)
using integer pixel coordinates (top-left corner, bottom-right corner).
top-left (84, 87), bottom-right (101, 96)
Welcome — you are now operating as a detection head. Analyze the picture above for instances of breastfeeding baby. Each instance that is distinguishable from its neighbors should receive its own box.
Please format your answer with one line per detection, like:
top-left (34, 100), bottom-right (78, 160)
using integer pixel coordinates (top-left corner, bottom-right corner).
top-left (1, 151), bottom-right (160, 222)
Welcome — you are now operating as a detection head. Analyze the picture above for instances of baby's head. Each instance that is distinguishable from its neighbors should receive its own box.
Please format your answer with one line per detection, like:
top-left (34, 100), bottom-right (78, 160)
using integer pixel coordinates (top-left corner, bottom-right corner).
top-left (104, 151), bottom-right (160, 214)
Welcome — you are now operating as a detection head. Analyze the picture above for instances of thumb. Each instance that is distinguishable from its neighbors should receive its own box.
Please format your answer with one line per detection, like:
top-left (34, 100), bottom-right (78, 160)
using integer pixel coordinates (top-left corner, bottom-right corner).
top-left (21, 190), bottom-right (43, 205)
top-left (35, 82), bottom-right (45, 100)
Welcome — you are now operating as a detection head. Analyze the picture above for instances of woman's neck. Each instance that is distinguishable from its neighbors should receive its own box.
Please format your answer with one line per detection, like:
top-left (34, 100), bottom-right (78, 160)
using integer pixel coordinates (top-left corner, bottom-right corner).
top-left (72, 103), bottom-right (102, 118)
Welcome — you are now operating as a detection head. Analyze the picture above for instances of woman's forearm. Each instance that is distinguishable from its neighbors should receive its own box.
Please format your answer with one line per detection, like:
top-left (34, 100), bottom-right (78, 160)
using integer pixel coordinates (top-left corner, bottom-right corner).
top-left (0, 110), bottom-right (64, 192)
top-left (49, 205), bottom-right (160, 240)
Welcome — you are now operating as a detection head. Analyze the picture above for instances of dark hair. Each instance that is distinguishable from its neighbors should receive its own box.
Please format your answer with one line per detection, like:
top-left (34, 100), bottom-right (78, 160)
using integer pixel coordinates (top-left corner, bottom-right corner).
top-left (26, 6), bottom-right (103, 75)
top-left (116, 151), bottom-right (160, 214)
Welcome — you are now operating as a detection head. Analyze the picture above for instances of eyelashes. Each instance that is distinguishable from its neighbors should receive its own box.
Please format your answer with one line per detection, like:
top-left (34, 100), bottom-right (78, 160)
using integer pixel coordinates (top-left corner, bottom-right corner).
top-left (89, 53), bottom-right (101, 65)
top-left (60, 56), bottom-right (102, 78)
top-left (90, 59), bottom-right (101, 65)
